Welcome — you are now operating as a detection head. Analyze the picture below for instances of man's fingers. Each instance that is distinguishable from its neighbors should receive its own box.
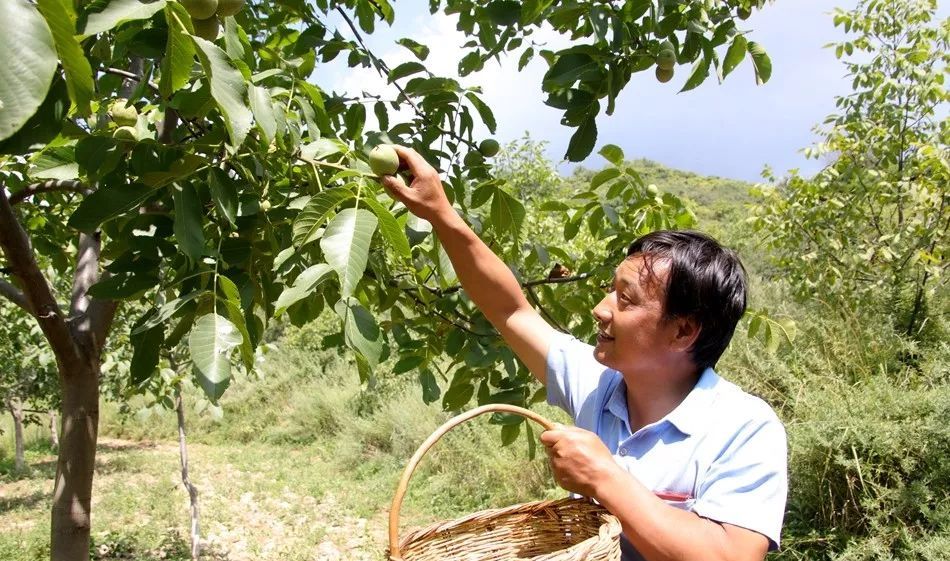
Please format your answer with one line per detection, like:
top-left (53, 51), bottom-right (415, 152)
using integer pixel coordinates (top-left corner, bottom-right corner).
top-left (379, 174), bottom-right (408, 200)
top-left (391, 145), bottom-right (435, 178)
top-left (540, 425), bottom-right (566, 447)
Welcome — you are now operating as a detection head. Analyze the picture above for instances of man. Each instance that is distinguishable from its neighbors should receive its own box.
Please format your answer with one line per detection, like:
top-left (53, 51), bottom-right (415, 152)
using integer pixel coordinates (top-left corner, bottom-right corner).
top-left (380, 146), bottom-right (787, 561)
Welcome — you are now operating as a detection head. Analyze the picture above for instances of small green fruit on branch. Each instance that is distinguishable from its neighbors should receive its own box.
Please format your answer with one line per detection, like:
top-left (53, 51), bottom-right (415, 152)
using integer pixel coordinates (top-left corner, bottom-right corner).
top-left (193, 16), bottom-right (220, 41)
top-left (109, 99), bottom-right (138, 126)
top-left (215, 0), bottom-right (245, 17)
top-left (369, 145), bottom-right (400, 176)
top-left (182, 0), bottom-right (218, 20)
top-left (478, 139), bottom-right (500, 157)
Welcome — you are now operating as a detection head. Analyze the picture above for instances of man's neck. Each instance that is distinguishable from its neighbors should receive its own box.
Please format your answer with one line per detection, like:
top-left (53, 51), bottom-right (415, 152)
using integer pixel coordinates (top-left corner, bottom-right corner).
top-left (622, 365), bottom-right (700, 433)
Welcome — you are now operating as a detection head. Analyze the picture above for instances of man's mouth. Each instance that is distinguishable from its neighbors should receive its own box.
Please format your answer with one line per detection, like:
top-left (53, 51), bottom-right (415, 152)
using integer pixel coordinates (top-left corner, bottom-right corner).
top-left (597, 330), bottom-right (614, 343)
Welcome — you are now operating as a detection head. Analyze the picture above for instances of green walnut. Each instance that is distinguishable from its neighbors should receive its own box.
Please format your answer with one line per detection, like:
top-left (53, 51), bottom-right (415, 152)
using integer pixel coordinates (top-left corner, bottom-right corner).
top-left (738, 7), bottom-right (752, 20)
top-left (109, 99), bottom-right (138, 126)
top-left (182, 0), bottom-right (218, 21)
top-left (463, 150), bottom-right (484, 167)
top-left (657, 42), bottom-right (676, 70)
top-left (216, 0), bottom-right (244, 17)
top-left (192, 16), bottom-right (220, 41)
top-left (655, 66), bottom-right (674, 83)
top-left (260, 200), bottom-right (272, 212)
top-left (478, 139), bottom-right (500, 157)
top-left (369, 145), bottom-right (400, 176)
top-left (112, 126), bottom-right (137, 141)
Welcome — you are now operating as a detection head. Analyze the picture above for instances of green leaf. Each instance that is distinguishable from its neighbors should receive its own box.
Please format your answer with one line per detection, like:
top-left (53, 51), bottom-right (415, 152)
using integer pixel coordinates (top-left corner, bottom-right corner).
top-left (87, 272), bottom-right (159, 299)
top-left (192, 35), bottom-right (253, 150)
top-left (208, 168), bottom-right (238, 227)
top-left (501, 423), bottom-right (521, 446)
top-left (334, 297), bottom-right (383, 367)
top-left (363, 196), bottom-right (411, 261)
top-left (419, 369), bottom-right (440, 404)
top-left (343, 102), bottom-right (365, 139)
top-left (747, 41), bottom-right (772, 85)
top-left (680, 55), bottom-right (711, 93)
top-left (470, 183), bottom-right (495, 209)
top-left (292, 188), bottom-right (355, 247)
top-left (396, 38), bottom-right (429, 61)
top-left (598, 144), bottom-right (624, 165)
top-left (217, 276), bottom-right (253, 371)
top-left (131, 291), bottom-right (201, 334)
top-left (442, 381), bottom-right (474, 411)
top-left (543, 53), bottom-right (600, 87)
top-left (321, 208), bottom-right (378, 298)
top-left (68, 182), bottom-right (161, 232)
top-left (248, 84), bottom-right (277, 142)
top-left (748, 314), bottom-right (762, 338)
top-left (173, 183), bottom-right (204, 261)
top-left (393, 355), bottom-right (425, 374)
top-left (274, 264), bottom-right (333, 316)
top-left (29, 146), bottom-right (78, 180)
top-left (0, 75), bottom-right (68, 155)
top-left (564, 117), bottom-right (597, 162)
top-left (590, 167), bottom-right (621, 190)
top-left (159, 2), bottom-right (196, 98)
top-left (189, 313), bottom-right (242, 402)
top-left (0, 0), bottom-right (58, 142)
top-left (388, 61), bottom-right (426, 82)
top-left (130, 312), bottom-right (163, 386)
top-left (82, 0), bottom-right (167, 36)
top-left (491, 188), bottom-right (526, 238)
top-left (36, 0), bottom-right (94, 116)
top-left (722, 35), bottom-right (747, 79)
top-left (373, 101), bottom-right (389, 132)
top-left (465, 92), bottom-right (497, 134)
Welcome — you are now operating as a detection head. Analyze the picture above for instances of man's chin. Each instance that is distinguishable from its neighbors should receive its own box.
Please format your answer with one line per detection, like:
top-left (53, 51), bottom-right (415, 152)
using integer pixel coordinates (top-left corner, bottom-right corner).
top-left (592, 346), bottom-right (614, 368)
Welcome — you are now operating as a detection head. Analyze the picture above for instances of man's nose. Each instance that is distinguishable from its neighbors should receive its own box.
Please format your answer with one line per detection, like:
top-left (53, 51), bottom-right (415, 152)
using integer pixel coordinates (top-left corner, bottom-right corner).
top-left (592, 292), bottom-right (614, 324)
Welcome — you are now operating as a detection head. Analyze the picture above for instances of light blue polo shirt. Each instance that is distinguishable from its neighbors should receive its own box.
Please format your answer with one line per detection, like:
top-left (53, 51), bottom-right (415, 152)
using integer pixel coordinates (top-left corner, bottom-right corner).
top-left (545, 331), bottom-right (787, 560)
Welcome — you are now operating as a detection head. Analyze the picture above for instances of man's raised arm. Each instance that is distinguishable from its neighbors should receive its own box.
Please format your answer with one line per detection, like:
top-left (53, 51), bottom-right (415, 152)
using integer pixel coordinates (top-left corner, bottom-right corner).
top-left (379, 146), bottom-right (555, 384)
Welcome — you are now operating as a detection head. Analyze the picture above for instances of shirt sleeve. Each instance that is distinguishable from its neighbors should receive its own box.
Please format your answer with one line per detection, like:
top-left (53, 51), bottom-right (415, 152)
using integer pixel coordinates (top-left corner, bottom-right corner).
top-left (692, 415), bottom-right (788, 550)
top-left (545, 330), bottom-right (604, 423)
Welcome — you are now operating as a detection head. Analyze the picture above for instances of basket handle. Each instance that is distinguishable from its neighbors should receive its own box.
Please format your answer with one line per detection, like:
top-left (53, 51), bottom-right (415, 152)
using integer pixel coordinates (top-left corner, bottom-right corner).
top-left (388, 404), bottom-right (557, 560)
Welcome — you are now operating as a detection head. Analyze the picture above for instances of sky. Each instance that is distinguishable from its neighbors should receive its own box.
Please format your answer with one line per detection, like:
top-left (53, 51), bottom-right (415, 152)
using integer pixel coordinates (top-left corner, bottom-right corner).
top-left (319, 1), bottom-right (927, 183)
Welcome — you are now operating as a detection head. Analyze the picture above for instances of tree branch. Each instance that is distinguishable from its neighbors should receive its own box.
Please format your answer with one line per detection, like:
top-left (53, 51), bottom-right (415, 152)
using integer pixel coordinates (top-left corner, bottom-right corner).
top-left (0, 279), bottom-right (30, 313)
top-left (9, 180), bottom-right (90, 206)
top-left (334, 7), bottom-right (479, 152)
top-left (0, 187), bottom-right (80, 367)
top-left (103, 65), bottom-right (158, 94)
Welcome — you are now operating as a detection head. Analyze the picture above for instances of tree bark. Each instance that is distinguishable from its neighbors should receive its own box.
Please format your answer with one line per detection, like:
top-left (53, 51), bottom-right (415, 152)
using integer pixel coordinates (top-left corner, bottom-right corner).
top-left (7, 397), bottom-right (25, 472)
top-left (50, 359), bottom-right (99, 561)
top-left (49, 409), bottom-right (59, 450)
top-left (175, 387), bottom-right (201, 561)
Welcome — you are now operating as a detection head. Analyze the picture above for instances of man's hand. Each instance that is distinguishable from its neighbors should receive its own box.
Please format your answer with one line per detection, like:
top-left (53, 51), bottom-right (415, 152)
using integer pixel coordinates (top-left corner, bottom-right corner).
top-left (540, 424), bottom-right (625, 499)
top-left (378, 146), bottom-right (453, 223)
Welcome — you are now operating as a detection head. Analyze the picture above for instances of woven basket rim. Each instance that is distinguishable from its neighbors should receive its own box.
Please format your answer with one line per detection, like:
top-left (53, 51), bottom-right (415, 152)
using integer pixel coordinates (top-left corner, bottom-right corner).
top-left (394, 496), bottom-right (622, 556)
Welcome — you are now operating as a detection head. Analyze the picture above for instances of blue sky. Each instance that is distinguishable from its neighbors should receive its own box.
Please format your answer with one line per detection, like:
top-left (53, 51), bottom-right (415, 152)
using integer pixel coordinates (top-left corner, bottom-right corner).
top-left (322, 1), bottom-right (923, 183)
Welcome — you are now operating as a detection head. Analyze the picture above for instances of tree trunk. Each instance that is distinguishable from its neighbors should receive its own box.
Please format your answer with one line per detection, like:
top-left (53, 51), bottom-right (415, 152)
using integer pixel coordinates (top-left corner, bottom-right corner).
top-left (49, 409), bottom-right (59, 450)
top-left (50, 360), bottom-right (99, 561)
top-left (176, 387), bottom-right (201, 561)
top-left (7, 397), bottom-right (25, 472)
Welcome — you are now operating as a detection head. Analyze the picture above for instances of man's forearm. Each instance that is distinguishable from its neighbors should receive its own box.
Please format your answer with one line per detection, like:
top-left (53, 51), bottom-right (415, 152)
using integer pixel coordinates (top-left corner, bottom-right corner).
top-left (428, 208), bottom-right (531, 326)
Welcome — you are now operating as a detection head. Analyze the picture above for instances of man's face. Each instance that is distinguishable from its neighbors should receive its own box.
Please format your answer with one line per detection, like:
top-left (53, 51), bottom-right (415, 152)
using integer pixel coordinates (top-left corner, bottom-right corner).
top-left (591, 255), bottom-right (679, 375)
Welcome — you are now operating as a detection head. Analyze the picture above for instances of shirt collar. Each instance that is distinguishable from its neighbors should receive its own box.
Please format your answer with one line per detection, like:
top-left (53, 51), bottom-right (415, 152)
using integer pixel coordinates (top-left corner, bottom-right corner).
top-left (603, 367), bottom-right (721, 437)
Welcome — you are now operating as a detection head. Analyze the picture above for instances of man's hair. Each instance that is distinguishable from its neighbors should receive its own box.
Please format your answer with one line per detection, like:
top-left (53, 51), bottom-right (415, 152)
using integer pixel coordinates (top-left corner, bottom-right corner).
top-left (626, 230), bottom-right (747, 371)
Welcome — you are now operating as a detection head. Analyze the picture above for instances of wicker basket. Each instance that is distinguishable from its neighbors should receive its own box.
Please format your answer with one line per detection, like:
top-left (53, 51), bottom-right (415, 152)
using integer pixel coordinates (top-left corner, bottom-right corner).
top-left (388, 404), bottom-right (621, 561)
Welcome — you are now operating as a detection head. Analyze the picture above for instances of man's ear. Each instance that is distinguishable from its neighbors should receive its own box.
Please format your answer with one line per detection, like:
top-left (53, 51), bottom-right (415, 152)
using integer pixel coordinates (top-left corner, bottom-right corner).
top-left (669, 316), bottom-right (701, 353)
